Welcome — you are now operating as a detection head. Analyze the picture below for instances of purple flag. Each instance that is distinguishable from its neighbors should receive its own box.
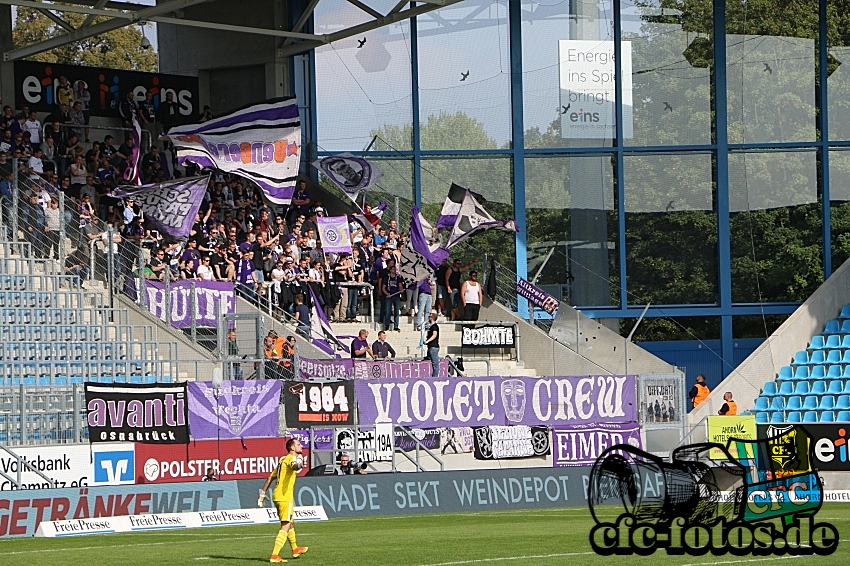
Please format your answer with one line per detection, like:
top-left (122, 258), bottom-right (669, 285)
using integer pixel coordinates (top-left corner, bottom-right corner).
top-left (167, 98), bottom-right (301, 205)
top-left (398, 207), bottom-right (450, 288)
top-left (515, 277), bottom-right (559, 315)
top-left (111, 175), bottom-right (210, 239)
top-left (437, 183), bottom-right (486, 229)
top-left (445, 189), bottom-right (518, 249)
top-left (188, 380), bottom-right (281, 439)
top-left (123, 114), bottom-right (142, 185)
top-left (307, 284), bottom-right (342, 355)
top-left (552, 422), bottom-right (643, 467)
top-left (141, 280), bottom-right (235, 328)
top-left (317, 215), bottom-right (352, 254)
top-left (312, 153), bottom-right (384, 201)
top-left (356, 375), bottom-right (637, 428)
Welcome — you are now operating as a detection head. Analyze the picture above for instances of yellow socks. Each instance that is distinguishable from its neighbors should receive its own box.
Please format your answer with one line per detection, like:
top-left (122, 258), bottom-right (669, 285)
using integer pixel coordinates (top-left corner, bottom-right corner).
top-left (272, 530), bottom-right (288, 556)
top-left (287, 528), bottom-right (298, 549)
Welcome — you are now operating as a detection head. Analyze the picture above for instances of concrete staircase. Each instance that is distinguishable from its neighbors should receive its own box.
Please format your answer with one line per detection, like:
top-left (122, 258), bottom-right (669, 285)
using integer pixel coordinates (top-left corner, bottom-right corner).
top-left (331, 313), bottom-right (536, 377)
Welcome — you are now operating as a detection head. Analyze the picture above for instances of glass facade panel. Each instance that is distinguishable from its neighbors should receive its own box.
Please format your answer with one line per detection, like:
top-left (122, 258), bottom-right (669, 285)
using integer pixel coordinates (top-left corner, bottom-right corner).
top-left (623, 1), bottom-right (712, 146)
top-left (827, 1), bottom-right (850, 140)
top-left (624, 153), bottom-right (717, 306)
top-left (726, 2), bottom-right (817, 144)
top-left (525, 155), bottom-right (619, 308)
top-left (417, 1), bottom-right (511, 150)
top-left (729, 151), bottom-right (821, 303)
top-left (829, 149), bottom-right (850, 269)
top-left (314, 0), bottom-right (413, 151)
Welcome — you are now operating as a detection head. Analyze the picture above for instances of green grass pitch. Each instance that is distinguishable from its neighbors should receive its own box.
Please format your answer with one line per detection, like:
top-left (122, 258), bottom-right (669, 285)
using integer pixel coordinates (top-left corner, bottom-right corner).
top-left (1, 505), bottom-right (850, 565)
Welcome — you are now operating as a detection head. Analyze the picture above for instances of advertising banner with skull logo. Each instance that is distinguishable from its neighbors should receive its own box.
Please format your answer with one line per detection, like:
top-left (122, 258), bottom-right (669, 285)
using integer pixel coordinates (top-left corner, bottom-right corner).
top-left (472, 426), bottom-right (551, 460)
top-left (355, 375), bottom-right (636, 428)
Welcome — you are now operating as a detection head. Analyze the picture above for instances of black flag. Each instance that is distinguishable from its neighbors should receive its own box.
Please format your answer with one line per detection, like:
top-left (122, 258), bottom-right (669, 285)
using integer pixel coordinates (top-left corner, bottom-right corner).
top-left (486, 259), bottom-right (497, 300)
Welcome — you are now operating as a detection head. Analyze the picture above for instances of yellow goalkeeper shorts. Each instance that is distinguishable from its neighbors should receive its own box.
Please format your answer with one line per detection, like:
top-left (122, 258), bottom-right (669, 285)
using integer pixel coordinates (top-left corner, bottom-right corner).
top-left (274, 500), bottom-right (295, 523)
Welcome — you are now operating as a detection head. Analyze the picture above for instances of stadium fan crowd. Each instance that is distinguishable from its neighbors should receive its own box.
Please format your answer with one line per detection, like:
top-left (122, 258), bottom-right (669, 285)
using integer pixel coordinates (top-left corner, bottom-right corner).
top-left (1, 98), bottom-right (476, 335)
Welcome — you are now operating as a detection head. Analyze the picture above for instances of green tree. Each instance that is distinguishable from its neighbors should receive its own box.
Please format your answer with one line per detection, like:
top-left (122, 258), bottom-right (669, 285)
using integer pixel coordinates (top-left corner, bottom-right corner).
top-left (13, 7), bottom-right (158, 72)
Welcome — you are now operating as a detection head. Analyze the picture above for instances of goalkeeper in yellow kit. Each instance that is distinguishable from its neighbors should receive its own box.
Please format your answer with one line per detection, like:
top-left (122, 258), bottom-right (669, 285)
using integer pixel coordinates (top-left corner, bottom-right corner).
top-left (259, 438), bottom-right (309, 563)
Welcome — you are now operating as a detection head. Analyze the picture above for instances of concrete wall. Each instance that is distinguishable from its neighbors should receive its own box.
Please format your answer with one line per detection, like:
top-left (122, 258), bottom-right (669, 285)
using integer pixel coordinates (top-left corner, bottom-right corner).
top-left (478, 298), bottom-right (680, 377)
top-left (689, 256), bottom-right (850, 424)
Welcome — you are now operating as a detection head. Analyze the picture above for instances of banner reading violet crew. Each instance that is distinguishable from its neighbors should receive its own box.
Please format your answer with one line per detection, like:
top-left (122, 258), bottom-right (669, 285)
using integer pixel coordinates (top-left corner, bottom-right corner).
top-left (187, 380), bottom-right (281, 440)
top-left (515, 278), bottom-right (559, 316)
top-left (356, 375), bottom-right (636, 428)
top-left (142, 280), bottom-right (234, 329)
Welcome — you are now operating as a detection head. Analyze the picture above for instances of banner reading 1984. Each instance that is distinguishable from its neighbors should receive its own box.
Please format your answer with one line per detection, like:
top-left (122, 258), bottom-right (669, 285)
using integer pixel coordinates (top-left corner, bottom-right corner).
top-left (282, 380), bottom-right (355, 427)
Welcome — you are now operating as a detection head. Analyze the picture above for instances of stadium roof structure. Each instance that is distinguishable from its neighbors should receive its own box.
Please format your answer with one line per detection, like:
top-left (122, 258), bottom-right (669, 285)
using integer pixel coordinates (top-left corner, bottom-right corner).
top-left (0, 0), bottom-right (465, 61)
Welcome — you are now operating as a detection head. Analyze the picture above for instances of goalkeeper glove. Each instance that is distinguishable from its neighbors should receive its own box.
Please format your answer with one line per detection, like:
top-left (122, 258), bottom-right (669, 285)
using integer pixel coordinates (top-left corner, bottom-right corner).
top-left (257, 489), bottom-right (266, 507)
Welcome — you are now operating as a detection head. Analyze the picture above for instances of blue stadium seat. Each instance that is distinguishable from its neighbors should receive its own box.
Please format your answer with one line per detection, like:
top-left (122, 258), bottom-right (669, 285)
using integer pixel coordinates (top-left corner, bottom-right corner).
top-left (794, 366), bottom-right (810, 379)
top-left (770, 412), bottom-right (786, 423)
top-left (811, 365), bottom-right (826, 379)
top-left (837, 410), bottom-right (850, 422)
top-left (837, 395), bottom-right (850, 410)
top-left (754, 397), bottom-right (770, 411)
top-left (795, 382), bottom-right (811, 396)
top-left (843, 381), bottom-right (850, 395)
top-left (842, 351), bottom-right (850, 366)
top-left (762, 382), bottom-right (777, 397)
top-left (828, 380), bottom-right (844, 395)
top-left (807, 350), bottom-right (825, 365)
top-left (812, 381), bottom-right (827, 395)
top-left (826, 350), bottom-right (843, 365)
top-left (786, 396), bottom-right (802, 411)
top-left (821, 396), bottom-right (836, 410)
top-left (825, 320), bottom-right (841, 334)
top-left (787, 411), bottom-right (802, 423)
top-left (822, 411), bottom-right (836, 422)
top-left (771, 396), bottom-right (787, 411)
top-left (803, 411), bottom-right (820, 423)
top-left (840, 305), bottom-right (850, 319)
top-left (793, 351), bottom-right (809, 365)
top-left (803, 395), bottom-right (819, 410)
top-left (756, 412), bottom-right (769, 423)
top-left (827, 366), bottom-right (843, 379)
top-left (841, 335), bottom-right (850, 350)
top-left (810, 335), bottom-right (826, 349)
top-left (841, 320), bottom-right (850, 334)
top-left (778, 366), bottom-right (794, 380)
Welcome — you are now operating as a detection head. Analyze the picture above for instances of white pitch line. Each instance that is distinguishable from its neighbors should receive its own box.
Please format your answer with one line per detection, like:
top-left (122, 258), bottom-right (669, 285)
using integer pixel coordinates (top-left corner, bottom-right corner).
top-left (681, 556), bottom-right (805, 566)
top-left (415, 551), bottom-right (596, 566)
top-left (0, 535), bottom-right (268, 556)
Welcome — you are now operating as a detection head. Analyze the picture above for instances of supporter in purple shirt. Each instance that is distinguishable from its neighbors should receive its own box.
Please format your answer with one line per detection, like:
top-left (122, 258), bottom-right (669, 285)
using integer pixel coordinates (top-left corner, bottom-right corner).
top-left (350, 329), bottom-right (373, 359)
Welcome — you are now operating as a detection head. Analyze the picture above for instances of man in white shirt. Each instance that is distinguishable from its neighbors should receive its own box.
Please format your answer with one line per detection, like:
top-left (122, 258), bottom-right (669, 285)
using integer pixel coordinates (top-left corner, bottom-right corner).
top-left (196, 255), bottom-right (215, 281)
top-left (24, 111), bottom-right (41, 146)
top-left (460, 270), bottom-right (483, 321)
top-left (28, 148), bottom-right (44, 181)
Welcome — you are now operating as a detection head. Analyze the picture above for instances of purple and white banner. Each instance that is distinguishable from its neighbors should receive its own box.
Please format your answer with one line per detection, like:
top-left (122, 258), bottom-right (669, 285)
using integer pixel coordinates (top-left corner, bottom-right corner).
top-left (312, 153), bottom-right (383, 200)
top-left (168, 98), bottom-right (300, 205)
top-left (552, 422), bottom-right (643, 467)
top-left (112, 175), bottom-right (210, 239)
top-left (399, 207), bottom-right (450, 288)
top-left (187, 380), bottom-right (281, 440)
top-left (317, 215), bottom-right (352, 254)
top-left (296, 357), bottom-right (450, 380)
top-left (515, 277), bottom-right (559, 316)
top-left (437, 183), bottom-right (486, 229)
top-left (141, 280), bottom-right (235, 329)
top-left (356, 375), bottom-right (637, 428)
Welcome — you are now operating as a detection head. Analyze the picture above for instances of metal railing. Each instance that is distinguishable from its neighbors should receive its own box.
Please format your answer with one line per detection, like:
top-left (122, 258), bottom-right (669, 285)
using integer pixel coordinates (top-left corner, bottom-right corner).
top-left (41, 122), bottom-right (152, 155)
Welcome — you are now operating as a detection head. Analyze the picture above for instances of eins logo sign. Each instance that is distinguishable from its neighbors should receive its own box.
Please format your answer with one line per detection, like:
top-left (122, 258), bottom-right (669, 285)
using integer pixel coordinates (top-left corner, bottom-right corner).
top-left (587, 426), bottom-right (839, 557)
top-left (21, 67), bottom-right (194, 116)
top-left (567, 108), bottom-right (601, 123)
top-left (813, 426), bottom-right (849, 464)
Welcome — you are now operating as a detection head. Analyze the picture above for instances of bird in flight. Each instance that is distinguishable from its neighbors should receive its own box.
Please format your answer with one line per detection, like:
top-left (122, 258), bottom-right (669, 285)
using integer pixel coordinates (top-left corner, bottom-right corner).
top-left (561, 104), bottom-right (571, 114)
top-left (663, 102), bottom-right (673, 112)
top-left (665, 200), bottom-right (675, 212)
top-left (763, 62), bottom-right (772, 74)
top-left (460, 71), bottom-right (470, 81)
top-left (358, 38), bottom-right (366, 48)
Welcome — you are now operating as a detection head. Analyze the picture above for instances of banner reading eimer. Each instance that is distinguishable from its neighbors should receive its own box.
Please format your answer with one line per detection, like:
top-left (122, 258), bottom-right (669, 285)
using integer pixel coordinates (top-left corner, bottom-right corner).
top-left (356, 375), bottom-right (636, 428)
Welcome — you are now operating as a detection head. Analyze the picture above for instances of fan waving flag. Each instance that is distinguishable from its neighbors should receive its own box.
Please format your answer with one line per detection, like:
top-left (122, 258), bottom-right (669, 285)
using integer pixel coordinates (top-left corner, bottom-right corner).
top-left (313, 153), bottom-right (383, 202)
top-left (167, 98), bottom-right (300, 205)
top-left (399, 207), bottom-right (450, 288)
top-left (437, 183), bottom-right (486, 229)
top-left (445, 189), bottom-right (518, 249)
top-left (317, 215), bottom-right (352, 254)
top-left (111, 175), bottom-right (210, 240)
top-left (307, 285), bottom-right (343, 355)
top-left (123, 114), bottom-right (142, 185)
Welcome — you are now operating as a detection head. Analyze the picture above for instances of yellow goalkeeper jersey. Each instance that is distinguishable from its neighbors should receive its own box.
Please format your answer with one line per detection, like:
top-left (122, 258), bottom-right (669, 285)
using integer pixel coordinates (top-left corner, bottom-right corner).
top-left (271, 454), bottom-right (298, 502)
